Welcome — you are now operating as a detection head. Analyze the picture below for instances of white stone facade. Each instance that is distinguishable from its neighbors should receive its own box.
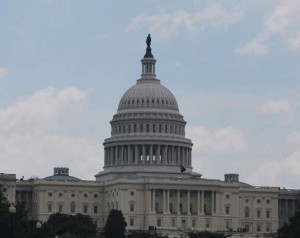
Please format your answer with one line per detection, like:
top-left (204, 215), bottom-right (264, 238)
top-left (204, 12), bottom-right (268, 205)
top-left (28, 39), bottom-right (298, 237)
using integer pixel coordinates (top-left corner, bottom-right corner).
top-left (1, 39), bottom-right (300, 237)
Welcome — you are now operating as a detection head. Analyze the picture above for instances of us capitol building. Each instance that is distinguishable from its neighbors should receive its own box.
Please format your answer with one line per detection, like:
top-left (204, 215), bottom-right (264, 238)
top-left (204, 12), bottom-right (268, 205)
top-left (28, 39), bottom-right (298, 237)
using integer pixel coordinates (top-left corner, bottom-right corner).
top-left (1, 36), bottom-right (300, 237)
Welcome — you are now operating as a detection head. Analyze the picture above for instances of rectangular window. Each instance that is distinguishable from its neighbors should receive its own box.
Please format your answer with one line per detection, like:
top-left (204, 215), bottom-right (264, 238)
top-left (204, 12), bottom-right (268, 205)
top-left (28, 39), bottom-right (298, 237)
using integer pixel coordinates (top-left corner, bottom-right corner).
top-left (226, 206), bottom-right (230, 214)
top-left (157, 219), bottom-right (161, 227)
top-left (171, 219), bottom-right (176, 227)
top-left (48, 192), bottom-right (52, 197)
top-left (94, 205), bottom-right (98, 214)
top-left (225, 220), bottom-right (232, 229)
top-left (153, 124), bottom-right (156, 133)
top-left (58, 204), bottom-right (63, 213)
top-left (48, 204), bottom-right (52, 213)
top-left (205, 219), bottom-right (210, 228)
top-left (130, 218), bottom-right (134, 227)
top-left (130, 191), bottom-right (134, 196)
top-left (140, 124), bottom-right (143, 133)
top-left (94, 194), bottom-right (98, 198)
top-left (84, 205), bottom-right (88, 213)
top-left (58, 193), bottom-right (63, 197)
top-left (257, 210), bottom-right (261, 218)
top-left (266, 210), bottom-right (271, 218)
top-left (130, 203), bottom-right (134, 212)
top-left (226, 194), bottom-right (230, 199)
top-left (84, 194), bottom-right (88, 198)
top-left (257, 224), bottom-right (261, 232)
top-left (192, 219), bottom-right (196, 228)
top-left (257, 199), bottom-right (261, 203)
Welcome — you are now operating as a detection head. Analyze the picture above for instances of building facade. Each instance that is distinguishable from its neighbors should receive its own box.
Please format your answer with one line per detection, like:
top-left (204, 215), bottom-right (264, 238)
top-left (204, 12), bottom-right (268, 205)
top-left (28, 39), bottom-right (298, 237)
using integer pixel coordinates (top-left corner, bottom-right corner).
top-left (1, 37), bottom-right (300, 237)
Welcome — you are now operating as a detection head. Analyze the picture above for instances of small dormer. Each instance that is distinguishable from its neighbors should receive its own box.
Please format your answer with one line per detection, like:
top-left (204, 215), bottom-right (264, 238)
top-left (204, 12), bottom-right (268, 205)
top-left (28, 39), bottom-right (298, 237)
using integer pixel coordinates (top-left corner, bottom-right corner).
top-left (54, 167), bottom-right (69, 176)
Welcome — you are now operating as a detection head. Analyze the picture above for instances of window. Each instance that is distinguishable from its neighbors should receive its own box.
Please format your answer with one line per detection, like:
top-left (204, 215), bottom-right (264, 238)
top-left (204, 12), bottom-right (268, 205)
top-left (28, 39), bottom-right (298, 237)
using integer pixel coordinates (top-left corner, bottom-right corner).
top-left (71, 193), bottom-right (75, 197)
top-left (226, 194), bottom-right (230, 199)
top-left (146, 124), bottom-right (150, 133)
top-left (130, 191), bottom-right (134, 196)
top-left (205, 219), bottom-right (210, 228)
top-left (245, 199), bottom-right (249, 203)
top-left (128, 124), bottom-right (131, 133)
top-left (59, 193), bottom-right (63, 197)
top-left (94, 205), bottom-right (98, 214)
top-left (58, 204), bottom-right (63, 213)
top-left (83, 205), bottom-right (88, 213)
top-left (192, 219), bottom-right (196, 228)
top-left (266, 210), bottom-right (271, 218)
top-left (245, 207), bottom-right (250, 218)
top-left (140, 124), bottom-right (143, 133)
top-left (257, 224), bottom-right (261, 232)
top-left (84, 194), bottom-right (88, 198)
top-left (134, 124), bottom-right (137, 133)
top-left (257, 210), bottom-right (261, 218)
top-left (48, 203), bottom-right (52, 213)
top-left (257, 199), bottom-right (261, 203)
top-left (153, 124), bottom-right (156, 133)
top-left (169, 203), bottom-right (173, 213)
top-left (94, 194), bottom-right (98, 198)
top-left (157, 219), bottom-right (161, 227)
top-left (159, 124), bottom-right (162, 133)
top-left (266, 224), bottom-right (271, 232)
top-left (266, 199), bottom-right (270, 204)
top-left (225, 220), bottom-right (232, 229)
top-left (130, 203), bottom-right (134, 212)
top-left (171, 219), bottom-right (176, 227)
top-left (130, 218), bottom-right (134, 227)
top-left (48, 192), bottom-right (52, 197)
top-left (225, 206), bottom-right (230, 215)
top-left (71, 202), bottom-right (76, 213)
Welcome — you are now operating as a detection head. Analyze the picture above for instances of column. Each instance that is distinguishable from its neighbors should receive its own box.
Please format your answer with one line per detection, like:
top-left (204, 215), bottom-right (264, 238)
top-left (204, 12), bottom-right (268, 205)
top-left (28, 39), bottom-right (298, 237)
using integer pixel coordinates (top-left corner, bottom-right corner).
top-left (212, 191), bottom-right (215, 214)
top-left (177, 190), bottom-right (180, 215)
top-left (135, 145), bottom-right (138, 164)
top-left (177, 147), bottom-right (181, 164)
top-left (127, 145), bottom-right (131, 164)
top-left (110, 147), bottom-right (113, 165)
top-left (201, 191), bottom-right (204, 213)
top-left (172, 146), bottom-right (175, 165)
top-left (157, 145), bottom-right (160, 164)
top-left (197, 191), bottom-right (201, 215)
top-left (120, 146), bottom-right (124, 165)
top-left (163, 190), bottom-right (166, 214)
top-left (152, 189), bottom-right (156, 213)
top-left (187, 190), bottom-right (191, 215)
top-left (165, 145), bottom-right (168, 164)
top-left (150, 145), bottom-right (153, 164)
top-left (147, 190), bottom-right (152, 213)
top-left (166, 190), bottom-right (170, 214)
top-left (143, 145), bottom-right (146, 163)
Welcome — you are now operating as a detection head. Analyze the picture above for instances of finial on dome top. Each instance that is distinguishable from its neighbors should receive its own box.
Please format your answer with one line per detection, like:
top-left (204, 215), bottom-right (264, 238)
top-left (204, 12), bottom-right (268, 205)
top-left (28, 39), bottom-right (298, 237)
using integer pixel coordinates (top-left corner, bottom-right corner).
top-left (144, 34), bottom-right (154, 58)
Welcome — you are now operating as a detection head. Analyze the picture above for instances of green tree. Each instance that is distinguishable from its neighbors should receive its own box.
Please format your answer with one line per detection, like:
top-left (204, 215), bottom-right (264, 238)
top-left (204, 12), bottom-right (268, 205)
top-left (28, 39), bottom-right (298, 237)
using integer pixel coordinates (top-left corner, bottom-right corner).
top-left (278, 206), bottom-right (300, 238)
top-left (104, 209), bottom-right (127, 238)
top-left (188, 231), bottom-right (226, 238)
top-left (43, 213), bottom-right (97, 238)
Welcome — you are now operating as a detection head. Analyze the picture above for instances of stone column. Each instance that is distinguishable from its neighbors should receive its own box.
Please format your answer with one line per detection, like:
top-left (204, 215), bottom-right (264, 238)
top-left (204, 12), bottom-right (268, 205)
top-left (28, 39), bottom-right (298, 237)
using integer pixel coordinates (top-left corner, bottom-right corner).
top-left (212, 191), bottom-right (215, 214)
top-left (110, 147), bottom-right (113, 165)
top-left (187, 190), bottom-right (191, 215)
top-left (150, 145), bottom-right (153, 164)
top-left (152, 189), bottom-right (156, 213)
top-left (127, 145), bottom-right (131, 164)
top-left (166, 190), bottom-right (170, 214)
top-left (197, 191), bottom-right (201, 215)
top-left (177, 146), bottom-right (180, 164)
top-left (121, 146), bottom-right (124, 165)
top-left (163, 190), bottom-right (166, 214)
top-left (201, 191), bottom-right (204, 213)
top-left (135, 145), bottom-right (138, 164)
top-left (177, 190), bottom-right (180, 215)
top-left (143, 145), bottom-right (146, 163)
top-left (147, 189), bottom-right (151, 213)
top-left (165, 145), bottom-right (168, 164)
top-left (157, 145), bottom-right (160, 164)
top-left (172, 146), bottom-right (175, 165)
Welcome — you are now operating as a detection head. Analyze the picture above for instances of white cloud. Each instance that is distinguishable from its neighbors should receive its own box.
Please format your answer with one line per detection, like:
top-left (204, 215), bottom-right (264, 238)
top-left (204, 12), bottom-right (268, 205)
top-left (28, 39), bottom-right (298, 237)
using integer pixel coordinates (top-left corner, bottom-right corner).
top-left (247, 151), bottom-right (300, 187)
top-left (127, 3), bottom-right (243, 39)
top-left (0, 67), bottom-right (9, 80)
top-left (236, 0), bottom-right (300, 55)
top-left (186, 126), bottom-right (247, 154)
top-left (0, 87), bottom-right (102, 179)
top-left (235, 35), bottom-right (268, 55)
top-left (0, 87), bottom-right (88, 131)
top-left (261, 99), bottom-right (293, 114)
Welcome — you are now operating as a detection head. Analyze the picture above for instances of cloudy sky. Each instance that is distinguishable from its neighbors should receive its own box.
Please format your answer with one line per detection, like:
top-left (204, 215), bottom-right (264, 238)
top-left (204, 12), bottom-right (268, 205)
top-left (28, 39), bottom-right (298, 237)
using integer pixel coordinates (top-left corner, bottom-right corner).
top-left (1, 0), bottom-right (300, 188)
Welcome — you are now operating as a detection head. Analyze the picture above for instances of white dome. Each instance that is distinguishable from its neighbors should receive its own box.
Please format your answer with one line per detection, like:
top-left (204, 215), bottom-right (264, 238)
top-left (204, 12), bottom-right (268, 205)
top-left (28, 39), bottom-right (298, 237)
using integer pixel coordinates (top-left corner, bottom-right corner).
top-left (118, 79), bottom-right (179, 112)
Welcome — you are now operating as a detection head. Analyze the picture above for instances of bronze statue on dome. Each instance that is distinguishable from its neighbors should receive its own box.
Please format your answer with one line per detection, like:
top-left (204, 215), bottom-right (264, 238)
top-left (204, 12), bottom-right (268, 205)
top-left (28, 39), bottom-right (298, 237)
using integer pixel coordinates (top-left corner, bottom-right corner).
top-left (146, 34), bottom-right (151, 47)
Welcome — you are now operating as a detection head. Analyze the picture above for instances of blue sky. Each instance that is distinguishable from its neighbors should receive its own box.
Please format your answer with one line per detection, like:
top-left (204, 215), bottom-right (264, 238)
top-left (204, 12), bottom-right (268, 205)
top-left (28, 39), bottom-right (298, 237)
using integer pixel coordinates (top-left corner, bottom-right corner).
top-left (1, 0), bottom-right (300, 188)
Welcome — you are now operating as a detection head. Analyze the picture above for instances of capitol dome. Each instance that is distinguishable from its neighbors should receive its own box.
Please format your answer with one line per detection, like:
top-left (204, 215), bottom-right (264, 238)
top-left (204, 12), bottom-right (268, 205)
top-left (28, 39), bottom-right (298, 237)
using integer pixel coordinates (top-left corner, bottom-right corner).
top-left (118, 79), bottom-right (179, 112)
top-left (96, 35), bottom-right (193, 181)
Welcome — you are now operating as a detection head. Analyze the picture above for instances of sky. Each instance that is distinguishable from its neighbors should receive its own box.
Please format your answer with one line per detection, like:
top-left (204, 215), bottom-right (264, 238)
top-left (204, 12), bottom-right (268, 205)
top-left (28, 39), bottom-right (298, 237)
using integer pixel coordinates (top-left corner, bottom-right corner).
top-left (1, 0), bottom-right (300, 189)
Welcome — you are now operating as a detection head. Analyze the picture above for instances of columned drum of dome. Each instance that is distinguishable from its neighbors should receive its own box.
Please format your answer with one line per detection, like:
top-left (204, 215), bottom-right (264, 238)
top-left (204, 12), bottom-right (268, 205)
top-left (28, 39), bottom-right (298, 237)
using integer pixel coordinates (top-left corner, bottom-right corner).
top-left (96, 36), bottom-right (193, 181)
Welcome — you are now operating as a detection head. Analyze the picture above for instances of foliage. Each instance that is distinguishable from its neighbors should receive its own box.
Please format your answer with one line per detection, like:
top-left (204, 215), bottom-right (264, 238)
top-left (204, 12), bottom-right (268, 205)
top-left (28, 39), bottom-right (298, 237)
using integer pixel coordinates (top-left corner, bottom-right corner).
top-left (278, 207), bottom-right (300, 238)
top-left (43, 213), bottom-right (97, 238)
top-left (104, 209), bottom-right (127, 238)
top-left (127, 230), bottom-right (168, 238)
top-left (188, 231), bottom-right (226, 238)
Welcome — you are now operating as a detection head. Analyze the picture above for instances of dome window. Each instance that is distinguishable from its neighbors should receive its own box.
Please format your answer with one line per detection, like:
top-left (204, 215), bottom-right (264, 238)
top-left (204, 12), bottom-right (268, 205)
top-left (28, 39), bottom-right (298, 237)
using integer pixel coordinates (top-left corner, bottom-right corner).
top-left (142, 99), bottom-right (144, 104)
top-left (134, 124), bottom-right (137, 133)
top-left (165, 125), bottom-right (168, 133)
top-left (159, 124), bottom-right (162, 133)
top-left (153, 124), bottom-right (156, 133)
top-left (140, 124), bottom-right (143, 133)
top-left (157, 99), bottom-right (159, 104)
top-left (162, 100), bottom-right (164, 104)
top-left (152, 98), bottom-right (154, 104)
top-left (147, 99), bottom-right (149, 104)
top-left (128, 124), bottom-right (131, 133)
top-left (146, 124), bottom-right (150, 133)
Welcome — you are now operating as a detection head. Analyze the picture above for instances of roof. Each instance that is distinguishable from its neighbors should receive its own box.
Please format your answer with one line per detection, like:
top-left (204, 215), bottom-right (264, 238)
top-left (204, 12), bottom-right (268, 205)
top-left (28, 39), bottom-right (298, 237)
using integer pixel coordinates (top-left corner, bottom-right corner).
top-left (43, 175), bottom-right (81, 182)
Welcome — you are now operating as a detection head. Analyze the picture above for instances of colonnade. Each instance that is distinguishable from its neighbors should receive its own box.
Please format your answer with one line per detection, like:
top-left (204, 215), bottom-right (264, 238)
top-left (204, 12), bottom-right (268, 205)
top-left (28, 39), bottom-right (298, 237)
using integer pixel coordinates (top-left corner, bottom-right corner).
top-left (104, 144), bottom-right (192, 167)
top-left (279, 199), bottom-right (298, 222)
top-left (148, 189), bottom-right (217, 216)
